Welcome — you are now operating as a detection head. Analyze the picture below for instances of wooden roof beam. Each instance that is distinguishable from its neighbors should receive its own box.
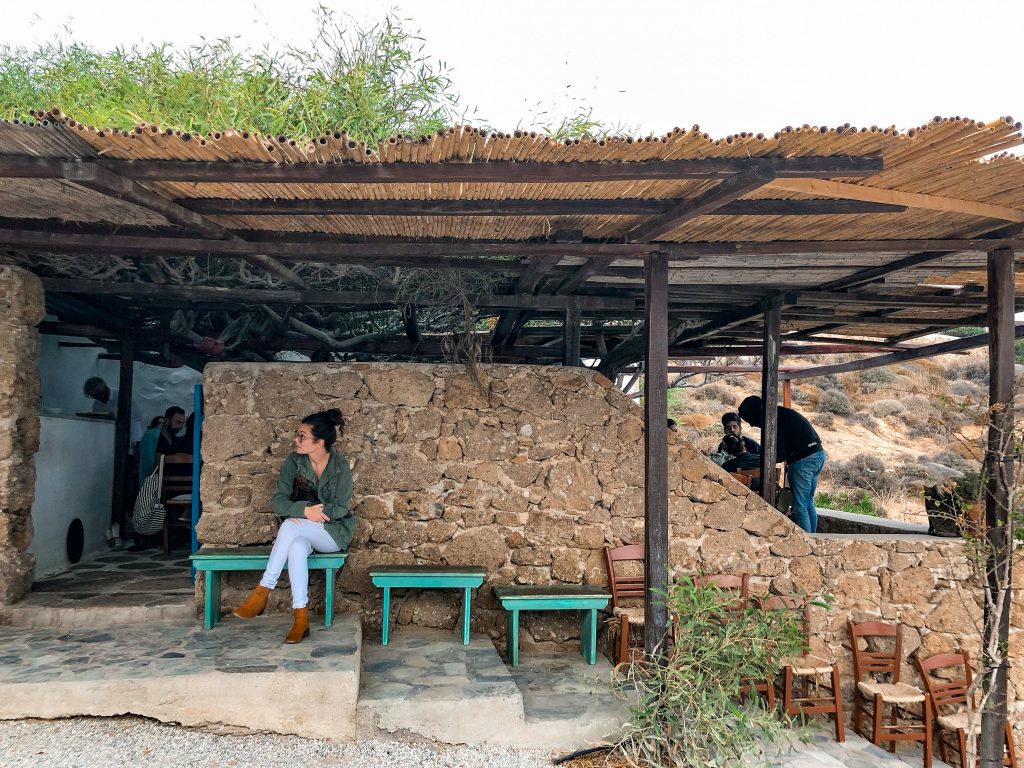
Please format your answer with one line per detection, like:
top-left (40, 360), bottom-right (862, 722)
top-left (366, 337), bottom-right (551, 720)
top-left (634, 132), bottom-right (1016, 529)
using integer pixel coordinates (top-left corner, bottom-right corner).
top-left (180, 197), bottom-right (908, 217)
top-left (627, 168), bottom-right (777, 243)
top-left (0, 156), bottom-right (884, 184)
top-left (40, 277), bottom-right (636, 311)
top-left (769, 178), bottom-right (1024, 224)
top-left (781, 324), bottom-right (1024, 381)
top-left (61, 162), bottom-right (308, 289)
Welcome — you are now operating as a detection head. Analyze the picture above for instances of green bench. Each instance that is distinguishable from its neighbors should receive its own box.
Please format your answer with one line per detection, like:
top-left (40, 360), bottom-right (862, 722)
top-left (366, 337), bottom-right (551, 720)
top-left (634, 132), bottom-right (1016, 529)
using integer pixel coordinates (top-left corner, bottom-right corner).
top-left (369, 565), bottom-right (486, 645)
top-left (493, 585), bottom-right (611, 666)
top-left (190, 546), bottom-right (348, 630)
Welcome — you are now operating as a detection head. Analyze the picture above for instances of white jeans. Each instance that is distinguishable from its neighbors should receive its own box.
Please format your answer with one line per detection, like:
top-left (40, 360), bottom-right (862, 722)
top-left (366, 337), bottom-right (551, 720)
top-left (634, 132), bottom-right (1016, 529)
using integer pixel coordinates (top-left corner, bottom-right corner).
top-left (259, 519), bottom-right (340, 609)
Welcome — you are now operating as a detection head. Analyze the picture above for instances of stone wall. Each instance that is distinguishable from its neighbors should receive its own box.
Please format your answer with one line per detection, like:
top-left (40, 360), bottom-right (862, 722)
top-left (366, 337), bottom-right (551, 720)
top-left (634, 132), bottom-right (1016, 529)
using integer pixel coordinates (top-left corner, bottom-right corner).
top-left (198, 362), bottom-right (1021, 745)
top-left (0, 267), bottom-right (43, 604)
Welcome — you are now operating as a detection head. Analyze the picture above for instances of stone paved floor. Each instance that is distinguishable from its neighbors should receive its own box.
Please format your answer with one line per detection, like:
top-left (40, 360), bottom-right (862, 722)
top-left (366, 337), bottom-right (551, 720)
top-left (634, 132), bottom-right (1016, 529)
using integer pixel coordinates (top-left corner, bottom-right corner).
top-left (2, 546), bottom-right (194, 628)
top-left (0, 615), bottom-right (359, 685)
top-left (504, 651), bottom-right (629, 725)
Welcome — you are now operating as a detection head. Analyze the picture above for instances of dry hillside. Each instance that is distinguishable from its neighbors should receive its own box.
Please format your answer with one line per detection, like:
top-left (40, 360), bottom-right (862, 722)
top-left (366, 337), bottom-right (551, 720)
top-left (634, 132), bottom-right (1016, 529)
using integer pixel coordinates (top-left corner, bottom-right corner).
top-left (670, 338), bottom-right (1024, 524)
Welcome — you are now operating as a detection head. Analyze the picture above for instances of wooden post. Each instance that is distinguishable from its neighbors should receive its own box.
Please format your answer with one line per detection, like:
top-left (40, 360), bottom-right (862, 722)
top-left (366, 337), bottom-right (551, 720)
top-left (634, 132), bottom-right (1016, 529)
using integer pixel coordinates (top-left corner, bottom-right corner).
top-left (643, 253), bottom-right (669, 656)
top-left (980, 246), bottom-right (1014, 768)
top-left (563, 302), bottom-right (581, 367)
top-left (110, 337), bottom-right (134, 533)
top-left (760, 301), bottom-right (781, 508)
top-left (782, 379), bottom-right (792, 409)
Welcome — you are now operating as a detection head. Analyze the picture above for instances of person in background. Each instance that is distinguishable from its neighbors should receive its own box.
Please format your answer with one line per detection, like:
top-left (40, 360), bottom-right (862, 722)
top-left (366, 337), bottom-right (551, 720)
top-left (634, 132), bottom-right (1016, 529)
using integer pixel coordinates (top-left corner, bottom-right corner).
top-left (83, 376), bottom-right (119, 414)
top-left (737, 396), bottom-right (825, 533)
top-left (170, 411), bottom-right (197, 455)
top-left (667, 419), bottom-right (679, 433)
top-left (138, 416), bottom-right (164, 482)
top-left (157, 406), bottom-right (187, 455)
top-left (720, 434), bottom-right (762, 491)
top-left (716, 412), bottom-right (760, 456)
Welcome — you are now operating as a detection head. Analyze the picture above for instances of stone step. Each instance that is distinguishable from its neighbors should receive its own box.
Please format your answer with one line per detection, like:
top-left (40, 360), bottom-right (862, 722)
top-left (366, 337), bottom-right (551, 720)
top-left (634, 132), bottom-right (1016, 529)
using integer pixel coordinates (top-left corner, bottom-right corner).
top-left (356, 627), bottom-right (526, 745)
top-left (0, 614), bottom-right (362, 739)
top-left (1, 599), bottom-right (195, 629)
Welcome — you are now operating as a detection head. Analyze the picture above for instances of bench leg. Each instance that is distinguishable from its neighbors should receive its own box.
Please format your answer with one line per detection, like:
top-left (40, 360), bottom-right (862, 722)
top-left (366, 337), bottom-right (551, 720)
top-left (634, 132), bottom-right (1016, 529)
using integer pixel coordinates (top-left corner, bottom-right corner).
top-left (580, 608), bottom-right (597, 665)
top-left (462, 587), bottom-right (472, 645)
top-left (506, 609), bottom-right (520, 667)
top-left (203, 571), bottom-right (220, 630)
top-left (211, 572), bottom-right (222, 626)
top-left (324, 568), bottom-right (335, 627)
top-left (381, 586), bottom-right (391, 645)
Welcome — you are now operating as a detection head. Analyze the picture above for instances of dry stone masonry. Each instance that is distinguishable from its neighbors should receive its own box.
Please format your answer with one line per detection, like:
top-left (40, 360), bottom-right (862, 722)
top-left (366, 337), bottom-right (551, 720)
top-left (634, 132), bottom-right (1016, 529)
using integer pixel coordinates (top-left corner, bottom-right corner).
top-left (0, 266), bottom-right (43, 604)
top-left (199, 362), bottom-right (1021, 746)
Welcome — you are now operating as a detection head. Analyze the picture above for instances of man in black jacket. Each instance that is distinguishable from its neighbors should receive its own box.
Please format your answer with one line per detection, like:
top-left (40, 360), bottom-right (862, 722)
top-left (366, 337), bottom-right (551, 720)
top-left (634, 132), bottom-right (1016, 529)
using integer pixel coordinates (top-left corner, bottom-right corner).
top-left (738, 396), bottom-right (825, 533)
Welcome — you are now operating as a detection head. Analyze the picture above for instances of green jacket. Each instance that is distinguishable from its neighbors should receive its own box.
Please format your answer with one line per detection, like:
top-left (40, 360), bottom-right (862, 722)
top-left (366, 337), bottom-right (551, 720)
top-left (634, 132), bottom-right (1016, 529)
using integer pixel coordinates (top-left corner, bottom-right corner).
top-left (138, 426), bottom-right (160, 481)
top-left (270, 452), bottom-right (355, 551)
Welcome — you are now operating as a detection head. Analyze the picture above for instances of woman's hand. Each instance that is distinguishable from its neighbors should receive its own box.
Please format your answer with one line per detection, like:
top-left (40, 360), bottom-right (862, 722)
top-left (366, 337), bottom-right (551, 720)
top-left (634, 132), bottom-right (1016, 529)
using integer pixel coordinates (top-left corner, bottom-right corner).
top-left (303, 504), bottom-right (329, 523)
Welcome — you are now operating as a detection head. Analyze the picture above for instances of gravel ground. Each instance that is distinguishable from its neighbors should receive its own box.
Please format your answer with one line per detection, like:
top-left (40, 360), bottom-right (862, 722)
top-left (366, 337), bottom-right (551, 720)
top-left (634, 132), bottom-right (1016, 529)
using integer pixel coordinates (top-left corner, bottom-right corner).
top-left (0, 718), bottom-right (558, 768)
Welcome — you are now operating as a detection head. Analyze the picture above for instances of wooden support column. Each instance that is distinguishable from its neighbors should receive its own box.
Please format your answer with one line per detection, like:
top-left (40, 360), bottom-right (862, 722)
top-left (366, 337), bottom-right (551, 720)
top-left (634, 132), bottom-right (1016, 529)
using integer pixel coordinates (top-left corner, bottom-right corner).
top-left (980, 246), bottom-right (1014, 767)
top-left (782, 379), bottom-right (793, 409)
top-left (643, 253), bottom-right (669, 656)
top-left (110, 338), bottom-right (134, 532)
top-left (563, 303), bottom-right (581, 367)
top-left (760, 300), bottom-right (781, 508)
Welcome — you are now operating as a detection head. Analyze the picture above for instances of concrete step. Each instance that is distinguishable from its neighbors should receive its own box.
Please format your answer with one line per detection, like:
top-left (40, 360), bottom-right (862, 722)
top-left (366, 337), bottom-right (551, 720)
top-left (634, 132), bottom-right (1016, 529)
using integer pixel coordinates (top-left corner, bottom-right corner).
top-left (357, 628), bottom-right (525, 745)
top-left (0, 614), bottom-right (362, 739)
top-left (356, 628), bottom-right (630, 750)
top-left (1, 599), bottom-right (195, 629)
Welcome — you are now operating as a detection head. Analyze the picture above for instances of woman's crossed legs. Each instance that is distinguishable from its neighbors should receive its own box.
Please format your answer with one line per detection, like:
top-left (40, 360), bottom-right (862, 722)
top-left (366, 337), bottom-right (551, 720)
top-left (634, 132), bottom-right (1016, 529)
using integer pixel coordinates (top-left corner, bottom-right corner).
top-left (259, 519), bottom-right (340, 609)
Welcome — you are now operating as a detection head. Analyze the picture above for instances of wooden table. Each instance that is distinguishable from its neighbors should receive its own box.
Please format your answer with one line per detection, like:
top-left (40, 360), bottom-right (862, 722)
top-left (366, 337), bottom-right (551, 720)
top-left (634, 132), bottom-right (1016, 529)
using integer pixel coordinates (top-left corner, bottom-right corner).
top-left (492, 585), bottom-right (611, 666)
top-left (369, 565), bottom-right (487, 645)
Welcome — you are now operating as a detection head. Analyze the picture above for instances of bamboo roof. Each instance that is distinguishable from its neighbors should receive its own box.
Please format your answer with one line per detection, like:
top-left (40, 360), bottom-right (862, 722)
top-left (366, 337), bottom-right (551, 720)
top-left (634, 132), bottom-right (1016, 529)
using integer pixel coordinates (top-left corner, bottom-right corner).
top-left (0, 109), bottom-right (1022, 368)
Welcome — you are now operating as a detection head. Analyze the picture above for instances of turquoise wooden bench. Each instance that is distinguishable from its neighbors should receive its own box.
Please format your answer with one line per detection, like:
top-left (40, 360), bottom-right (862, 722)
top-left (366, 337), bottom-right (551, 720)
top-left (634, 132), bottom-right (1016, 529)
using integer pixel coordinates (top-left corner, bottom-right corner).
top-left (190, 547), bottom-right (347, 630)
top-left (493, 585), bottom-right (611, 666)
top-left (369, 565), bottom-right (486, 645)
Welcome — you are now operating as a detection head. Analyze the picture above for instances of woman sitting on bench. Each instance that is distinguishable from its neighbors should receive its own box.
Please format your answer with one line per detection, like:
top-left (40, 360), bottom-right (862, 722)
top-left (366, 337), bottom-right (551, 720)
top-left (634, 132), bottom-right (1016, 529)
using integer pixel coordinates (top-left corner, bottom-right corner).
top-left (234, 408), bottom-right (354, 643)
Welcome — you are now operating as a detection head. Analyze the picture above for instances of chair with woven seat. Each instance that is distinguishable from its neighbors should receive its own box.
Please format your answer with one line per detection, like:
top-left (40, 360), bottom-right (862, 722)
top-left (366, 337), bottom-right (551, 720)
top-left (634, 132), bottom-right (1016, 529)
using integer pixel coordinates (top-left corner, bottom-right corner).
top-left (602, 544), bottom-right (645, 666)
top-left (763, 595), bottom-right (844, 741)
top-left (848, 620), bottom-right (932, 768)
top-left (914, 650), bottom-right (1017, 768)
top-left (160, 453), bottom-right (194, 555)
top-left (694, 573), bottom-right (750, 614)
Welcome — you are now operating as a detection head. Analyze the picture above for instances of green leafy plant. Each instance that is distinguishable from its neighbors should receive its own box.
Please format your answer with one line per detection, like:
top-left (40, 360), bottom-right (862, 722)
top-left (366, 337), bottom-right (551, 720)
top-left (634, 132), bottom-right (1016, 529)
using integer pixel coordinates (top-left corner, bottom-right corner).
top-left (611, 580), bottom-right (807, 768)
top-left (0, 8), bottom-right (460, 145)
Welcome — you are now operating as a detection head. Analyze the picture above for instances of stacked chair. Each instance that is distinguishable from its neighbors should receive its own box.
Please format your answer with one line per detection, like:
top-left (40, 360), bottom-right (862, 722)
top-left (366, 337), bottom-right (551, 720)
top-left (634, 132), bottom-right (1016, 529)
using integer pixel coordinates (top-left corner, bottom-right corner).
top-left (848, 620), bottom-right (932, 768)
top-left (763, 594), bottom-right (845, 742)
top-left (914, 650), bottom-right (1018, 768)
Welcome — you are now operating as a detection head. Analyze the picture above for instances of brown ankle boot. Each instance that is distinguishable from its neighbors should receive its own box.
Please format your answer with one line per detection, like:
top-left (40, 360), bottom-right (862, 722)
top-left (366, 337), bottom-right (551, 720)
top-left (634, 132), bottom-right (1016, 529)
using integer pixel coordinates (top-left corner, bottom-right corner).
top-left (284, 607), bottom-right (310, 644)
top-left (233, 585), bottom-right (270, 619)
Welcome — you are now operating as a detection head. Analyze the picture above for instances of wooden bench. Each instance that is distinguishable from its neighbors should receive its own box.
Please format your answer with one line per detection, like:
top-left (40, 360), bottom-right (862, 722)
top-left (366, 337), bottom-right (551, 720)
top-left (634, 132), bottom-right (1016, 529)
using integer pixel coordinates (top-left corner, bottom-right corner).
top-left (492, 585), bottom-right (610, 666)
top-left (190, 547), bottom-right (348, 630)
top-left (369, 565), bottom-right (486, 645)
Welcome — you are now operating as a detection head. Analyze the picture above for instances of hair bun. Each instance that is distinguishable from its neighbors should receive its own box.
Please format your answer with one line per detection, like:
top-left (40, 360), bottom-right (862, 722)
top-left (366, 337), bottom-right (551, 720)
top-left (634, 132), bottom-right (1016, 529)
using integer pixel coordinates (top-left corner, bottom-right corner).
top-left (325, 408), bottom-right (343, 427)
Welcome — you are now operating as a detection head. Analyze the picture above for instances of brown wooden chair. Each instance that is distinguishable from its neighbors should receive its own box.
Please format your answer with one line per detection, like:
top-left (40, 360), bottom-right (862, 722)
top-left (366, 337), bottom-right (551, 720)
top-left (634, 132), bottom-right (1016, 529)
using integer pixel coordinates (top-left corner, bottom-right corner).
top-left (603, 544), bottom-right (645, 666)
top-left (914, 650), bottom-right (1017, 768)
top-left (848, 620), bottom-right (932, 767)
top-left (694, 573), bottom-right (750, 612)
top-left (160, 453), bottom-right (194, 555)
top-left (763, 595), bottom-right (845, 741)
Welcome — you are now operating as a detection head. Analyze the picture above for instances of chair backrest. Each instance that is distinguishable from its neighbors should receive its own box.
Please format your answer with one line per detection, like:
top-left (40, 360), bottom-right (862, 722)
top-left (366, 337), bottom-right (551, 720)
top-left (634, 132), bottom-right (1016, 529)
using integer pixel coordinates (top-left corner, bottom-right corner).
top-left (848, 620), bottom-right (903, 683)
top-left (603, 545), bottom-right (645, 607)
top-left (761, 594), bottom-right (811, 652)
top-left (695, 572), bottom-right (750, 597)
top-left (730, 471), bottom-right (754, 488)
top-left (160, 453), bottom-right (194, 500)
top-left (914, 650), bottom-right (973, 713)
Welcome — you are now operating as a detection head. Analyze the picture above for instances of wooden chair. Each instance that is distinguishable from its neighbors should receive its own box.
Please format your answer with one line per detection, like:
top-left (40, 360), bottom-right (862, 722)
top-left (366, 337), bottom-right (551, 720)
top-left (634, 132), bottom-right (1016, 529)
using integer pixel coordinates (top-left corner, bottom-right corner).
top-left (602, 544), bottom-right (645, 666)
top-left (160, 453), bottom-right (194, 555)
top-left (848, 620), bottom-right (932, 767)
top-left (763, 595), bottom-right (845, 741)
top-left (914, 650), bottom-right (1017, 768)
top-left (691, 574), bottom-right (772, 705)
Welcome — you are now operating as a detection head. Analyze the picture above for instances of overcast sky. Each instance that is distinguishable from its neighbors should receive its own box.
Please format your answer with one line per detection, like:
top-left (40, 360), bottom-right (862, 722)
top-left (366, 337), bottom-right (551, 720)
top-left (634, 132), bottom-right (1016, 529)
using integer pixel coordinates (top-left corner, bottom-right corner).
top-left (6, 0), bottom-right (1023, 142)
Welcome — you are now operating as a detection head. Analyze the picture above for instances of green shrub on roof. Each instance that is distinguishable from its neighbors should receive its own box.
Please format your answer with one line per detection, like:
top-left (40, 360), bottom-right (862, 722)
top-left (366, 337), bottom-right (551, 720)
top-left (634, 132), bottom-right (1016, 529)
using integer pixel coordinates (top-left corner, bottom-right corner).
top-left (0, 9), bottom-right (459, 145)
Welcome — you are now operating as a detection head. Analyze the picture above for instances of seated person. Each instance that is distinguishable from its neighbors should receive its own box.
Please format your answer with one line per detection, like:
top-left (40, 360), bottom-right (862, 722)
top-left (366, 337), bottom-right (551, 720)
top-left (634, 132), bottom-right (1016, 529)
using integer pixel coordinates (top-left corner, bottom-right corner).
top-left (716, 412), bottom-right (760, 455)
top-left (721, 435), bottom-right (762, 491)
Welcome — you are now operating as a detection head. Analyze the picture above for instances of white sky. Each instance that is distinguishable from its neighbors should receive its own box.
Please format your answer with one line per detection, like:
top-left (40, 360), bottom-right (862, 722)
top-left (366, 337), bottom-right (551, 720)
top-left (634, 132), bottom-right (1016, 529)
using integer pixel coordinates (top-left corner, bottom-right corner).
top-left (6, 0), bottom-right (1023, 140)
